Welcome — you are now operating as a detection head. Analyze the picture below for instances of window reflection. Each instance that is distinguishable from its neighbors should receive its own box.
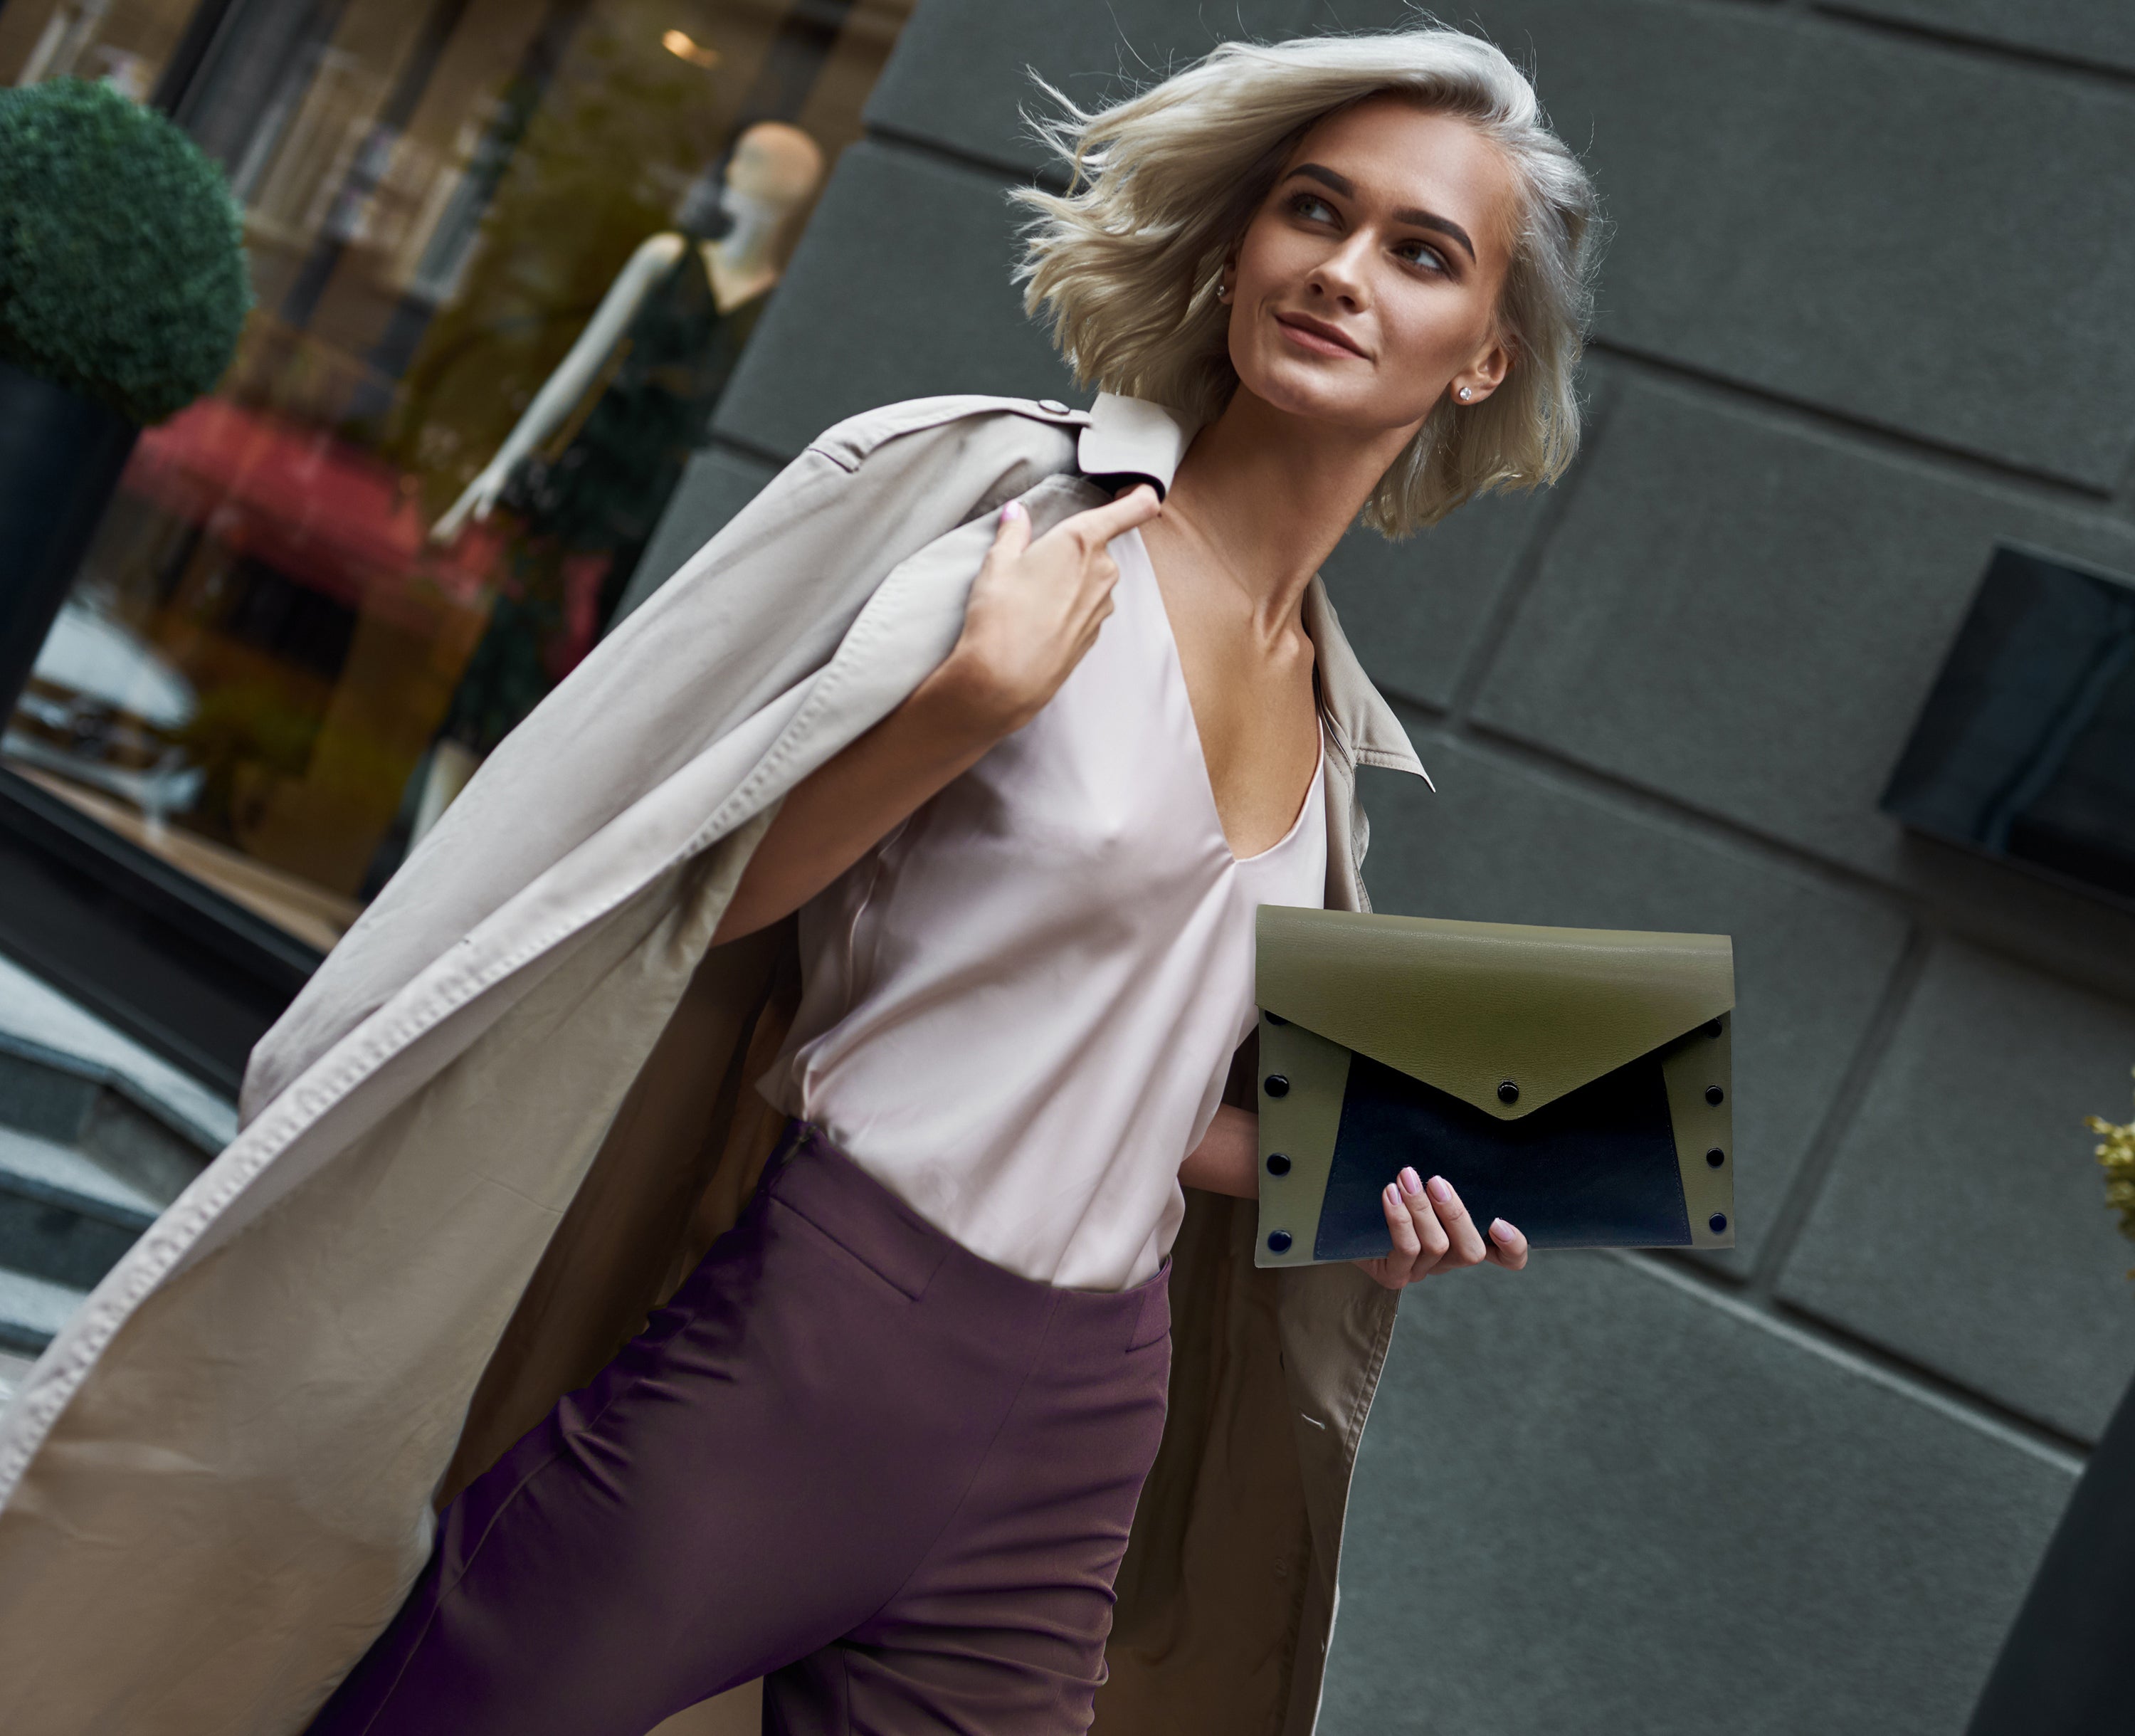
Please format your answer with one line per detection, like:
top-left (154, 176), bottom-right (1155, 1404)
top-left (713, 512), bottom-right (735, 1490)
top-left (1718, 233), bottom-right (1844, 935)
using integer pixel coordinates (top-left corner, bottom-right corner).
top-left (4, 0), bottom-right (910, 948)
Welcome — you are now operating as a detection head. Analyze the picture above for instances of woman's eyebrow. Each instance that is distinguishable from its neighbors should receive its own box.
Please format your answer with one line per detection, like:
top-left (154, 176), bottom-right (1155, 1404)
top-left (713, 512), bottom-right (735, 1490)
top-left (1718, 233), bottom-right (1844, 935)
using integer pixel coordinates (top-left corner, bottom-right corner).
top-left (1286, 162), bottom-right (1477, 263)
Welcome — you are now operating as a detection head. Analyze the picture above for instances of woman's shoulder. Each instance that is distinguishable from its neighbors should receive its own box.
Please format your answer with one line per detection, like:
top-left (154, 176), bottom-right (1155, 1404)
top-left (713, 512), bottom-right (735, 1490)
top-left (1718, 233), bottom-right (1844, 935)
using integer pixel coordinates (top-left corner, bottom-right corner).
top-left (802, 394), bottom-right (1087, 477)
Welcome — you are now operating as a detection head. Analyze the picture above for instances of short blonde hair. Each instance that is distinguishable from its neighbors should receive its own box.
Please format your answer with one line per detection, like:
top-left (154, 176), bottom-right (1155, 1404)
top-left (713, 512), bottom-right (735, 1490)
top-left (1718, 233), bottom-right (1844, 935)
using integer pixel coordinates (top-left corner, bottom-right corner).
top-left (1013, 26), bottom-right (1602, 536)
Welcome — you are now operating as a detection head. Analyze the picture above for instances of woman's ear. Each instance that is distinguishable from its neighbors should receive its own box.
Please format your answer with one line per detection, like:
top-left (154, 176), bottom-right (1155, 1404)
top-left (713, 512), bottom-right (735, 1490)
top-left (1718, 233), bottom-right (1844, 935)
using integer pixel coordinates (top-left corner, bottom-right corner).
top-left (1452, 334), bottom-right (1514, 404)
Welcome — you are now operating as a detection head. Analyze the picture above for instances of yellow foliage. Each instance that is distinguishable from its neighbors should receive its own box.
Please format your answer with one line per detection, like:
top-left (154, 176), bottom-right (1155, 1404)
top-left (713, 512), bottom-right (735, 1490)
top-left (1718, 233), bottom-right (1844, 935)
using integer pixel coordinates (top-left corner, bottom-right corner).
top-left (2090, 1066), bottom-right (2135, 1278)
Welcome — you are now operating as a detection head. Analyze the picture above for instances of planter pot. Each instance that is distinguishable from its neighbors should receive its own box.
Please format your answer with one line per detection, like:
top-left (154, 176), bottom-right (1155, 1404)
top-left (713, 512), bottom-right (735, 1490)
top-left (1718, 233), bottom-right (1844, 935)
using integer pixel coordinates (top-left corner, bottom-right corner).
top-left (1966, 1369), bottom-right (2135, 1735)
top-left (0, 359), bottom-right (141, 717)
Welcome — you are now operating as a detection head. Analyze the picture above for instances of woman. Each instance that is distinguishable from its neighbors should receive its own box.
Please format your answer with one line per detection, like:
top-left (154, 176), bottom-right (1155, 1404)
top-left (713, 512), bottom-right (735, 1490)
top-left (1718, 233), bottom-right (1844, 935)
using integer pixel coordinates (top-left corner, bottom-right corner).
top-left (0, 26), bottom-right (1598, 1736)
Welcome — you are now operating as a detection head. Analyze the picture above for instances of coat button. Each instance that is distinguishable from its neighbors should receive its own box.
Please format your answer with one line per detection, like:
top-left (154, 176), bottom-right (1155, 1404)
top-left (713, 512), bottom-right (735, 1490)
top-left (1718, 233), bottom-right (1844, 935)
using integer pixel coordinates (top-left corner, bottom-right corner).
top-left (1267, 1230), bottom-right (1293, 1253)
top-left (1708, 1213), bottom-right (1729, 1235)
top-left (1037, 397), bottom-right (1070, 414)
top-left (1267, 1153), bottom-right (1292, 1176)
top-left (1705, 1085), bottom-right (1725, 1105)
top-left (1497, 1079), bottom-right (1519, 1104)
top-left (1264, 1074), bottom-right (1290, 1098)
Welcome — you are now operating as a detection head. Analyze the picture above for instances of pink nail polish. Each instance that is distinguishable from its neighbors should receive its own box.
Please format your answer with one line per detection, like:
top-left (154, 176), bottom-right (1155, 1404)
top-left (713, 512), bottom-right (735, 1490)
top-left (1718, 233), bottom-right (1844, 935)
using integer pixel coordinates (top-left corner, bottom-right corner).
top-left (1001, 500), bottom-right (1024, 522)
top-left (1426, 1175), bottom-right (1453, 1204)
top-left (1399, 1167), bottom-right (1422, 1195)
top-left (1489, 1219), bottom-right (1512, 1242)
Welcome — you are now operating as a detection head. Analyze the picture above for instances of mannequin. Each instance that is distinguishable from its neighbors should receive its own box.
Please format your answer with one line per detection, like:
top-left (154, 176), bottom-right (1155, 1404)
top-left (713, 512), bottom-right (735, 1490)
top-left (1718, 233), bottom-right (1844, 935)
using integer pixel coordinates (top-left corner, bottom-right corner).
top-left (432, 121), bottom-right (826, 544)
top-left (411, 122), bottom-right (826, 838)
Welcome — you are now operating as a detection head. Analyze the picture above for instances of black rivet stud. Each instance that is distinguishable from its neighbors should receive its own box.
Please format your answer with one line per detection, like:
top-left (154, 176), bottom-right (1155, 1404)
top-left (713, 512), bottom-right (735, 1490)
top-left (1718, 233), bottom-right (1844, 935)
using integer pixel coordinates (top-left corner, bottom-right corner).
top-left (1264, 1074), bottom-right (1290, 1098)
top-left (1706, 1147), bottom-right (1726, 1169)
top-left (1704, 1019), bottom-right (1724, 1039)
top-left (1705, 1085), bottom-right (1725, 1106)
top-left (1267, 1230), bottom-right (1293, 1253)
top-left (1497, 1079), bottom-right (1519, 1105)
top-left (1264, 1011), bottom-right (1288, 1026)
top-left (1708, 1213), bottom-right (1728, 1235)
top-left (1267, 1153), bottom-right (1292, 1177)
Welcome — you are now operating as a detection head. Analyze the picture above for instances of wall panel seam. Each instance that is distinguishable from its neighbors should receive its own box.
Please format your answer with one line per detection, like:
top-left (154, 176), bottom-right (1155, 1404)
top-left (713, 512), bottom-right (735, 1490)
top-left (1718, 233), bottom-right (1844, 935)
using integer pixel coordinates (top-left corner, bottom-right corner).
top-left (1742, 925), bottom-right (1932, 1294)
top-left (1615, 1248), bottom-right (2089, 1471)
top-left (1586, 342), bottom-right (2134, 512)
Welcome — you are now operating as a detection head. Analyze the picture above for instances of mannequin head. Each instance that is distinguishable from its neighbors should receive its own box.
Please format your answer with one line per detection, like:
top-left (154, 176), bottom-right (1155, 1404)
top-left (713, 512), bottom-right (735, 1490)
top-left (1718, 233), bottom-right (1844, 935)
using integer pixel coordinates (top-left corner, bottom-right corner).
top-left (724, 122), bottom-right (824, 211)
top-left (677, 122), bottom-right (824, 241)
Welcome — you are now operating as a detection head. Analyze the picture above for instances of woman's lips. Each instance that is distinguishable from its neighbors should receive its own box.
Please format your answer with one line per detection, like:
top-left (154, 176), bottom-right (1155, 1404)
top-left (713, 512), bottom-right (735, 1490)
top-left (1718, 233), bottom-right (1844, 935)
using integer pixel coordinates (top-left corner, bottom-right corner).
top-left (1274, 312), bottom-right (1368, 359)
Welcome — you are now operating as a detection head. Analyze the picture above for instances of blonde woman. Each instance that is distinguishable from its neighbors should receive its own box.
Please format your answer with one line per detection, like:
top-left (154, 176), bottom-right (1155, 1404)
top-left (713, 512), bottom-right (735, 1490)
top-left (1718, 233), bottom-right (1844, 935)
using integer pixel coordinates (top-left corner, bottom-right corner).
top-left (0, 26), bottom-right (1598, 1736)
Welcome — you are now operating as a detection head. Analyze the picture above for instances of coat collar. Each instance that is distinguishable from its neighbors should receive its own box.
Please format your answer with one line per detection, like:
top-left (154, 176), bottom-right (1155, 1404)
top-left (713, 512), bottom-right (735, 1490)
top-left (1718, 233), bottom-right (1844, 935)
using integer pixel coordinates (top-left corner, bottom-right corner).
top-left (1076, 391), bottom-right (1430, 789)
top-left (1303, 577), bottom-right (1432, 787)
top-left (1076, 390), bottom-right (1193, 495)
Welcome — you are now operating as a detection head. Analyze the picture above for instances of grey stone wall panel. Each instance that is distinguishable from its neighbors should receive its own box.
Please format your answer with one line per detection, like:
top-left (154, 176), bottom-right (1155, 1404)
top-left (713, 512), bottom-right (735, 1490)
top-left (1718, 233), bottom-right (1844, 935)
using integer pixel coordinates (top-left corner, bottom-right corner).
top-left (864, 0), bottom-right (1316, 178)
top-left (711, 140), bottom-right (1072, 461)
top-left (1470, 380), bottom-right (2135, 885)
top-left (1340, 0), bottom-right (2135, 485)
top-left (1356, 733), bottom-right (1910, 1273)
top-left (1317, 486), bottom-right (1547, 711)
top-left (1776, 940), bottom-right (2135, 1444)
top-left (1821, 0), bottom-right (2135, 76)
top-left (1323, 1253), bottom-right (2074, 1735)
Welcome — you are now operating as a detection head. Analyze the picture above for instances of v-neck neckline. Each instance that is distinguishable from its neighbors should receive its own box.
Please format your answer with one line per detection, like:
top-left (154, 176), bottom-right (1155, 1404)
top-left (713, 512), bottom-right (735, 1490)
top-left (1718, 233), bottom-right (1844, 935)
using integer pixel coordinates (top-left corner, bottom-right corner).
top-left (1120, 529), bottom-right (1326, 868)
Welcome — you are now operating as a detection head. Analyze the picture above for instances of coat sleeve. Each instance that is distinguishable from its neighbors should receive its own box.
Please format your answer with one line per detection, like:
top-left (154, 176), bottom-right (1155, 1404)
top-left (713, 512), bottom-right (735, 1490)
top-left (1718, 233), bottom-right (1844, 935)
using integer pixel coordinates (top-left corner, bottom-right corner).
top-left (239, 399), bottom-right (1082, 1124)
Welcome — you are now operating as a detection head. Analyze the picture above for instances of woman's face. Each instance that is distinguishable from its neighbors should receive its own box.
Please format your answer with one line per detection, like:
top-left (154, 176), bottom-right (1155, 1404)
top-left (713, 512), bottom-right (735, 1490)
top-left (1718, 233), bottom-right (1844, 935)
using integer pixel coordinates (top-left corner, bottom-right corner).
top-left (1225, 98), bottom-right (1517, 436)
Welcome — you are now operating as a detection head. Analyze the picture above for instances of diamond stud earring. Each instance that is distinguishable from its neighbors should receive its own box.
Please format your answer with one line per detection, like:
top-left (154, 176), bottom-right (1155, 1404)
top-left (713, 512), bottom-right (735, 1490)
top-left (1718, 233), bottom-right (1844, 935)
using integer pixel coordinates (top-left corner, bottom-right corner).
top-left (1457, 386), bottom-right (1474, 401)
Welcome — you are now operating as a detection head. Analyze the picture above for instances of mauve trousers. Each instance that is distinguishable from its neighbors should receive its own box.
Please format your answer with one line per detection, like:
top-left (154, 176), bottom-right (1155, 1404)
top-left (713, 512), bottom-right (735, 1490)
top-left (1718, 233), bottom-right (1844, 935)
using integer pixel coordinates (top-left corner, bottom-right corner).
top-left (304, 1120), bottom-right (1172, 1736)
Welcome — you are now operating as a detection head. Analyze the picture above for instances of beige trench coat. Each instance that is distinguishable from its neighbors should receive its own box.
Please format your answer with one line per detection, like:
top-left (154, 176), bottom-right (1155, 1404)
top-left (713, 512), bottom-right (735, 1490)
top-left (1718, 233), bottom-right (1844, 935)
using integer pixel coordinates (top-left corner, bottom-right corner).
top-left (0, 391), bottom-right (1430, 1736)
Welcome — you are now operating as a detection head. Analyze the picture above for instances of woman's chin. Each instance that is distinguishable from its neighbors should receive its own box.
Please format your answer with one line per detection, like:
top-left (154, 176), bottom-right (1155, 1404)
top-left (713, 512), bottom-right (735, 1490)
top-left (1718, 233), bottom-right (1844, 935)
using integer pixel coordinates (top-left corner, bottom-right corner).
top-left (1235, 367), bottom-right (1432, 440)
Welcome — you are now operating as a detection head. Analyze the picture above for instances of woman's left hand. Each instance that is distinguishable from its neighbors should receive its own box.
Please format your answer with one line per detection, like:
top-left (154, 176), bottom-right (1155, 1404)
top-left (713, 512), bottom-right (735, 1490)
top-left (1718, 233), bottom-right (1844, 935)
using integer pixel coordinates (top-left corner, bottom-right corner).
top-left (1352, 1168), bottom-right (1528, 1290)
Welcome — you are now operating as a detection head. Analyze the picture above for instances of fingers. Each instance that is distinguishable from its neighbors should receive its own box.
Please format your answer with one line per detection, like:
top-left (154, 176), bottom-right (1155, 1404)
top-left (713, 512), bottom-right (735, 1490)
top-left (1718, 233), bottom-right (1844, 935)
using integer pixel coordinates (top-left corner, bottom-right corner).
top-left (1372, 1181), bottom-right (1420, 1288)
top-left (1421, 1173), bottom-right (1487, 1271)
top-left (1393, 1167), bottom-right (1451, 1276)
top-left (1063, 483), bottom-right (1162, 549)
top-left (988, 497), bottom-right (1034, 564)
top-left (1485, 1217), bottom-right (1529, 1271)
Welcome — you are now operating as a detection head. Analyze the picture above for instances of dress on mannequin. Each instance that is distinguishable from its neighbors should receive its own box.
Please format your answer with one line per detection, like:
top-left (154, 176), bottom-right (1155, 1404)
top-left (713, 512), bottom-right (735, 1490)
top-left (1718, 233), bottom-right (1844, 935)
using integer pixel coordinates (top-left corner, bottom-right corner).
top-left (437, 257), bottom-right (770, 758)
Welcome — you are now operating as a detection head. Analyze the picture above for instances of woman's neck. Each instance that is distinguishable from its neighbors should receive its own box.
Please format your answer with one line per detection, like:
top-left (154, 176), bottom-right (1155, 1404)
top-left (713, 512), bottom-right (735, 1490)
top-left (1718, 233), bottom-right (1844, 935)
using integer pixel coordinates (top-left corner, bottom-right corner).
top-left (1160, 389), bottom-right (1416, 633)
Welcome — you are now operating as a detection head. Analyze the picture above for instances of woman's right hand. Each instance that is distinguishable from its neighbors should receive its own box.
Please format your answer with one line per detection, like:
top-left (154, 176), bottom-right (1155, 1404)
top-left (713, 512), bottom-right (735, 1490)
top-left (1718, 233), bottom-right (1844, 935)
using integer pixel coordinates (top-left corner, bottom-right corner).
top-left (711, 483), bottom-right (1162, 945)
top-left (925, 485), bottom-right (1164, 735)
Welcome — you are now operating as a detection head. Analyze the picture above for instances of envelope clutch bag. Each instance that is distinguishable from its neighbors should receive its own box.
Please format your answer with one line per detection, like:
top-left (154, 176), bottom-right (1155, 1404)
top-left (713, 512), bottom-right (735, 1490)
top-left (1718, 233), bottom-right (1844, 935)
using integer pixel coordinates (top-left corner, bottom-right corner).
top-left (1254, 907), bottom-right (1736, 1268)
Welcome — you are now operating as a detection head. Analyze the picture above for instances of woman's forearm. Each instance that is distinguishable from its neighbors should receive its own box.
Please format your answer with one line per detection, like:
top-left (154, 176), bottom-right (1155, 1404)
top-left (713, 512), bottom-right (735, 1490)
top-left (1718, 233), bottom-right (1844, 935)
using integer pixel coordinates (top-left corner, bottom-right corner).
top-left (1179, 1103), bottom-right (1258, 1197)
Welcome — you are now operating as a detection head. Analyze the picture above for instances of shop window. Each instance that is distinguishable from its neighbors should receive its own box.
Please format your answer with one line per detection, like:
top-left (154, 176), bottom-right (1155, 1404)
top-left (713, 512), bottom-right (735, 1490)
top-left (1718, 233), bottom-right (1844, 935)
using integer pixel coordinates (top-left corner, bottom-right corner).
top-left (4, 0), bottom-right (912, 951)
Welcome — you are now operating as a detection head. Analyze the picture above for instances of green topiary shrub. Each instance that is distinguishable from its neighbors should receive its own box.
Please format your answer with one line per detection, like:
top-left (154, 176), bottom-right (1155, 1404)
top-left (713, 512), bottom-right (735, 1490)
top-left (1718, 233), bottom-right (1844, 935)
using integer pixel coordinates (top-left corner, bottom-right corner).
top-left (0, 78), bottom-right (253, 425)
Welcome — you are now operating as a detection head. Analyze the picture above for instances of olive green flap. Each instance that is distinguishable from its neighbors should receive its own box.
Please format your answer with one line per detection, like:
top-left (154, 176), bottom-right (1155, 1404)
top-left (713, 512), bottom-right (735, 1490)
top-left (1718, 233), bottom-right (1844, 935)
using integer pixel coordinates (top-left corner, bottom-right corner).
top-left (1255, 907), bottom-right (1735, 1122)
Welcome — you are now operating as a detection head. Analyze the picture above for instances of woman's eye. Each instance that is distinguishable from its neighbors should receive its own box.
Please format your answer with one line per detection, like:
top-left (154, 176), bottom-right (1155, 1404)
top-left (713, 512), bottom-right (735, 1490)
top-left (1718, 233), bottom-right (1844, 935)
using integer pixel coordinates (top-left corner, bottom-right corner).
top-left (1289, 191), bottom-right (1337, 224)
top-left (1396, 240), bottom-right (1450, 275)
